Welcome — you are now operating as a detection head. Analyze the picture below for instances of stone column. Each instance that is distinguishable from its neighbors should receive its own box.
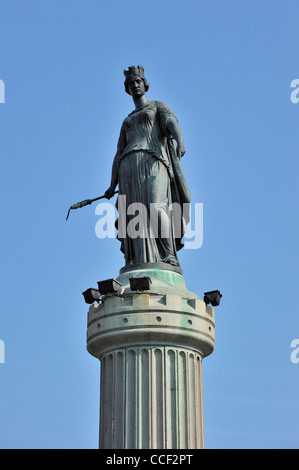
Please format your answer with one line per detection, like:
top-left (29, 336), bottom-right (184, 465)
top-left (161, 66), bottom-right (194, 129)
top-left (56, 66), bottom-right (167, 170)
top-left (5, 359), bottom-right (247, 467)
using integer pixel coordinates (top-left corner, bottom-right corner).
top-left (86, 266), bottom-right (215, 449)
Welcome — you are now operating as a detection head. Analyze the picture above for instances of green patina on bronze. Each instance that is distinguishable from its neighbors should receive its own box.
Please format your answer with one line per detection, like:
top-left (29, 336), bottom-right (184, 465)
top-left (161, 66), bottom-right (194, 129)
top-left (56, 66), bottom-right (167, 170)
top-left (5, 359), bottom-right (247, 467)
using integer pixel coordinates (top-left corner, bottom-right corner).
top-left (117, 266), bottom-right (197, 300)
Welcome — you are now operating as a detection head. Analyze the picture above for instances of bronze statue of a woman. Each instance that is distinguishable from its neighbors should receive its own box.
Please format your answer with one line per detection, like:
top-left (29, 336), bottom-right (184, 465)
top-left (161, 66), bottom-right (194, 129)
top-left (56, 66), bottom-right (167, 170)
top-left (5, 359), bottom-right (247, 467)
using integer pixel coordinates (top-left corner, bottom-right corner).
top-left (105, 65), bottom-right (190, 268)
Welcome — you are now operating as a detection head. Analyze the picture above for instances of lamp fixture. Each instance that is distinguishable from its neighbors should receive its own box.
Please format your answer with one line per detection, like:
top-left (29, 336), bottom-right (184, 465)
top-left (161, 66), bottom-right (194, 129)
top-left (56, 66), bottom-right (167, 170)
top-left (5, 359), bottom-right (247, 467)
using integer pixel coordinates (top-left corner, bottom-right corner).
top-left (82, 288), bottom-right (101, 305)
top-left (97, 278), bottom-right (122, 295)
top-left (204, 290), bottom-right (222, 307)
top-left (129, 276), bottom-right (152, 292)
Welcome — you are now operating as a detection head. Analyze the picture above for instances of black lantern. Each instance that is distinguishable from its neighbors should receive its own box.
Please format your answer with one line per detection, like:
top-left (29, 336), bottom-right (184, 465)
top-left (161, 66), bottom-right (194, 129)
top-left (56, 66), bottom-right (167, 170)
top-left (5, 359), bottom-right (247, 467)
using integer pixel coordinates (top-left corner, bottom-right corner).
top-left (204, 290), bottom-right (222, 307)
top-left (82, 288), bottom-right (101, 304)
top-left (97, 278), bottom-right (122, 295)
top-left (129, 276), bottom-right (152, 291)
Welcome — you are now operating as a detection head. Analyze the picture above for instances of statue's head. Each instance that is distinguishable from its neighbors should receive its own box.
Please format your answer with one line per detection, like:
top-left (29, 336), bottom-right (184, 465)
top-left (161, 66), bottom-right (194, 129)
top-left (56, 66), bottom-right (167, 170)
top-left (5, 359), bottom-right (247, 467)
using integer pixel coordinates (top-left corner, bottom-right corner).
top-left (123, 65), bottom-right (149, 95)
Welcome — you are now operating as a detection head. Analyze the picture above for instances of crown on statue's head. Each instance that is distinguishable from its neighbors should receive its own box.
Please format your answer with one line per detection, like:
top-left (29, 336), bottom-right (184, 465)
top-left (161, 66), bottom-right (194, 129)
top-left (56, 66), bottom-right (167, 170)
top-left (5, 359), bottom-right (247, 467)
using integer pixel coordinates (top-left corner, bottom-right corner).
top-left (123, 65), bottom-right (145, 79)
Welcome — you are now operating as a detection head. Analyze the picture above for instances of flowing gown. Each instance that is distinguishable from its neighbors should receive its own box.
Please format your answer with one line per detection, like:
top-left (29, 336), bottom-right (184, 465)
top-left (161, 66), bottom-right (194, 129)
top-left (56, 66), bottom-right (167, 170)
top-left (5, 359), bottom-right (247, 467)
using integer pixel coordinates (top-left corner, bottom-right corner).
top-left (114, 100), bottom-right (190, 267)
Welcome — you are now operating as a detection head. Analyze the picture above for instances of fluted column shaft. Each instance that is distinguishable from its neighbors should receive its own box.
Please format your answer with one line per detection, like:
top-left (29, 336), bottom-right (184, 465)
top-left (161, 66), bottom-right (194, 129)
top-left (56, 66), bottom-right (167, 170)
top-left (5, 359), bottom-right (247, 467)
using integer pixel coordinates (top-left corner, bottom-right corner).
top-left (100, 347), bottom-right (204, 449)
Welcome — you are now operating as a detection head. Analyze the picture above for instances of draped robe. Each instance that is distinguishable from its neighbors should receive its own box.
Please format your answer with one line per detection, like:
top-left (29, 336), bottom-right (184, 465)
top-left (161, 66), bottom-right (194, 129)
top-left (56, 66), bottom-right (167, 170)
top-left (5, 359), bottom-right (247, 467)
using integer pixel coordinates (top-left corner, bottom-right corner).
top-left (114, 100), bottom-right (190, 267)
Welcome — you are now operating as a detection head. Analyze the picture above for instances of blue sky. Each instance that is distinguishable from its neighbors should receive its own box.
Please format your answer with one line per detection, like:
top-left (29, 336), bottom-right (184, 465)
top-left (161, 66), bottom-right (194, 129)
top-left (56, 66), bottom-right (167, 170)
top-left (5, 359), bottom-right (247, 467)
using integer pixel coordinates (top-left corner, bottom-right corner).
top-left (0, 0), bottom-right (298, 449)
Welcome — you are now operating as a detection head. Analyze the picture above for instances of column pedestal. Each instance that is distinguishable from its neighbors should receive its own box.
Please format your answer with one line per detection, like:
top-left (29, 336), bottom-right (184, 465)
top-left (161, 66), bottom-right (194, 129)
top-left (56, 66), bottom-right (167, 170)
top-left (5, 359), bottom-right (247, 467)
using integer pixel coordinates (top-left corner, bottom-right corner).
top-left (86, 266), bottom-right (215, 449)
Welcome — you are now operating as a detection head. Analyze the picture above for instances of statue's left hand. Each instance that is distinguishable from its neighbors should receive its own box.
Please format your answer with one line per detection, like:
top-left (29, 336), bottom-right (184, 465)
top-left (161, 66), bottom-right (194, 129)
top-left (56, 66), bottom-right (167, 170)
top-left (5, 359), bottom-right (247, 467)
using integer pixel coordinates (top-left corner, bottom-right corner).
top-left (176, 142), bottom-right (186, 159)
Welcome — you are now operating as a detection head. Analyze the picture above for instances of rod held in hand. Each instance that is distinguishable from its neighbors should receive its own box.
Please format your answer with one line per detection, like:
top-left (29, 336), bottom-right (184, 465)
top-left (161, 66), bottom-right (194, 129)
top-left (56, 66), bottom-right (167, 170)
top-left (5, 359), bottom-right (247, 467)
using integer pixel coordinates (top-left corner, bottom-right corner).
top-left (66, 191), bottom-right (118, 221)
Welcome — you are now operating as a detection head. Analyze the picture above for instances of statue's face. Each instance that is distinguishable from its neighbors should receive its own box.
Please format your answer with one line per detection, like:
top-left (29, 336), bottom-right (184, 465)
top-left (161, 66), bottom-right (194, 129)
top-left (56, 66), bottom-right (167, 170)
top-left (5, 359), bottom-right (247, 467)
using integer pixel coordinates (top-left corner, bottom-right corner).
top-left (127, 75), bottom-right (145, 98)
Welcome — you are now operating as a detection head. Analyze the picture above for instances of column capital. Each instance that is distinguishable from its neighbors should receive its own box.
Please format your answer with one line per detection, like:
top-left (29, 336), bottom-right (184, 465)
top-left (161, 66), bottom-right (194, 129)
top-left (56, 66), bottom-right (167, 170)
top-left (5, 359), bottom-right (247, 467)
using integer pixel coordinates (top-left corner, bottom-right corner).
top-left (87, 268), bottom-right (215, 359)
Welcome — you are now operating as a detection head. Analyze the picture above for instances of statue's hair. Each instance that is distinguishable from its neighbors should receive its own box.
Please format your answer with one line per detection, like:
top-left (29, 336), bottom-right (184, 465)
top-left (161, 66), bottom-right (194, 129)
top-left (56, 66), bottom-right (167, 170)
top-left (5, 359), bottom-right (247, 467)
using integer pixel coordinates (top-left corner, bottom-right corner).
top-left (123, 65), bottom-right (149, 95)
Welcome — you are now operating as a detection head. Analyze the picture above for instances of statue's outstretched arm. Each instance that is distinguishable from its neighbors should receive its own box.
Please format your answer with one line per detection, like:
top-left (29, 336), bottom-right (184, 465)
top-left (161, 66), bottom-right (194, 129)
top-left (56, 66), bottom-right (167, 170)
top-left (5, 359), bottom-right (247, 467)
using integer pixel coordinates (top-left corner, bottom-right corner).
top-left (105, 125), bottom-right (126, 199)
top-left (104, 153), bottom-right (119, 199)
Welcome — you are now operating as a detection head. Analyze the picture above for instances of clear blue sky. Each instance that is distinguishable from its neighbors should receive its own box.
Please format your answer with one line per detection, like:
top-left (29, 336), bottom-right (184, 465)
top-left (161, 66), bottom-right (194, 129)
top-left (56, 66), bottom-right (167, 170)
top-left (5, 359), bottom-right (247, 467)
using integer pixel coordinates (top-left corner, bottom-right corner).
top-left (0, 0), bottom-right (298, 449)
